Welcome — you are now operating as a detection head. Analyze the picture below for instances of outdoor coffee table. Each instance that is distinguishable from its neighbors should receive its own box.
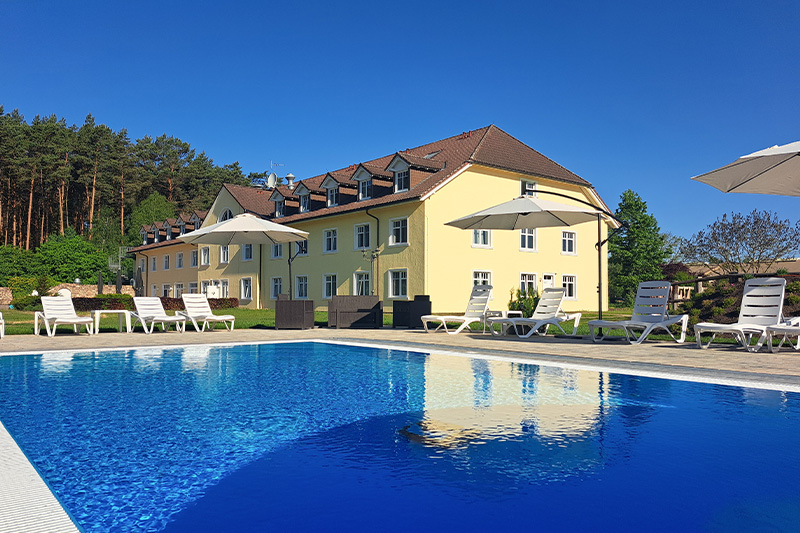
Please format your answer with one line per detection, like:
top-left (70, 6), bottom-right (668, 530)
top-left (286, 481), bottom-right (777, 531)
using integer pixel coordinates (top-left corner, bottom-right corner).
top-left (91, 309), bottom-right (132, 334)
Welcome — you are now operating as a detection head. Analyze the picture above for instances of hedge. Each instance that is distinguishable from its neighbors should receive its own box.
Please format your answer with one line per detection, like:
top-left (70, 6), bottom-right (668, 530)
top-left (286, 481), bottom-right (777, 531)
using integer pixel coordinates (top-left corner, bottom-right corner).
top-left (14, 295), bottom-right (240, 313)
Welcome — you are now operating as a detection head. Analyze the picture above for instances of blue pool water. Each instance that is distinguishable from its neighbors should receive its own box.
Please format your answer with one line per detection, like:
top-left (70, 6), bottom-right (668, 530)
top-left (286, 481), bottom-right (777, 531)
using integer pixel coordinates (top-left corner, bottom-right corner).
top-left (1, 342), bottom-right (799, 531)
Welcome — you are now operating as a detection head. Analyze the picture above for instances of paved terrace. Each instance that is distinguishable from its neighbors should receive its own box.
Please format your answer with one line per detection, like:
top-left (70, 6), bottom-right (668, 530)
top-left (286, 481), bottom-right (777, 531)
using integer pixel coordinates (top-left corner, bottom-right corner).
top-left (3, 327), bottom-right (800, 532)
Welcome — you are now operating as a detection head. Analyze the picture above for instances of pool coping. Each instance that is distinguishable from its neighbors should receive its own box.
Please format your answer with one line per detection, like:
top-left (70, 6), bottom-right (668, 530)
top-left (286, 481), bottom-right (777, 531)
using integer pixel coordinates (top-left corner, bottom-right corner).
top-left (3, 335), bottom-right (800, 531)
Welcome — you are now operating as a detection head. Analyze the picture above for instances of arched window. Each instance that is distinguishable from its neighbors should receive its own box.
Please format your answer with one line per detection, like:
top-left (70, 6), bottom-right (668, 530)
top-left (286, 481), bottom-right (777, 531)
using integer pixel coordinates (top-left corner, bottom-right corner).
top-left (219, 208), bottom-right (233, 221)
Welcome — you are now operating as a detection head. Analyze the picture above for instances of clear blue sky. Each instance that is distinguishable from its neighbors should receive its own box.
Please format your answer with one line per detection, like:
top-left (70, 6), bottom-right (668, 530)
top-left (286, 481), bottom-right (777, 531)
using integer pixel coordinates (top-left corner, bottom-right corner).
top-left (2, 0), bottom-right (798, 237)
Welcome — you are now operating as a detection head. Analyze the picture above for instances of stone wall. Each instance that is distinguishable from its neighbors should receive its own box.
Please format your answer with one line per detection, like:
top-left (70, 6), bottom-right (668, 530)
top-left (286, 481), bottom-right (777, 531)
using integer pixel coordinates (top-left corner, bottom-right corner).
top-left (0, 284), bottom-right (135, 308)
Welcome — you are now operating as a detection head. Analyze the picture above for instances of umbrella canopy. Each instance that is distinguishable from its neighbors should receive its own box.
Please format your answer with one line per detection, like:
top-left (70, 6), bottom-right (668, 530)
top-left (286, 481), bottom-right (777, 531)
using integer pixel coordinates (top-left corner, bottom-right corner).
top-left (177, 213), bottom-right (308, 246)
top-left (691, 140), bottom-right (800, 196)
top-left (445, 196), bottom-right (603, 230)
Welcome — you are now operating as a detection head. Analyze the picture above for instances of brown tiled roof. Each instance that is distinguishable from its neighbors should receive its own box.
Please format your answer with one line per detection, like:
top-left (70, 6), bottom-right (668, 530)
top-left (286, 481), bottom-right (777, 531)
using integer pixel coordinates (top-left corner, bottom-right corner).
top-left (220, 125), bottom-right (593, 224)
top-left (354, 163), bottom-right (393, 180)
top-left (130, 239), bottom-right (186, 253)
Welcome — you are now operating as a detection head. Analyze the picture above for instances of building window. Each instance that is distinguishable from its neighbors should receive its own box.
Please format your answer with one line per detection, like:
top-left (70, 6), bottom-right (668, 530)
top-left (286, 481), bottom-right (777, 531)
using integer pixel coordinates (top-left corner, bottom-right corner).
top-left (219, 208), bottom-right (233, 221)
top-left (395, 169), bottom-right (410, 192)
top-left (562, 231), bottom-right (577, 255)
top-left (175, 283), bottom-right (185, 298)
top-left (327, 187), bottom-right (339, 207)
top-left (358, 179), bottom-right (372, 200)
top-left (299, 194), bottom-right (310, 212)
top-left (151, 257), bottom-right (157, 272)
top-left (562, 275), bottom-right (577, 299)
top-left (323, 229), bottom-right (337, 253)
top-left (275, 200), bottom-right (285, 217)
top-left (389, 218), bottom-right (408, 246)
top-left (190, 250), bottom-right (198, 268)
top-left (354, 223), bottom-right (370, 250)
top-left (151, 284), bottom-right (158, 296)
top-left (139, 258), bottom-right (145, 273)
top-left (220, 245), bottom-right (229, 264)
top-left (162, 284), bottom-right (171, 297)
top-left (242, 243), bottom-right (253, 261)
top-left (163, 255), bottom-right (170, 270)
top-left (295, 275), bottom-right (308, 299)
top-left (520, 273), bottom-right (537, 295)
top-left (389, 269), bottom-right (408, 298)
top-left (295, 240), bottom-right (308, 256)
top-left (473, 270), bottom-right (491, 286)
top-left (323, 274), bottom-right (337, 299)
top-left (176, 252), bottom-right (184, 269)
top-left (220, 279), bottom-right (229, 298)
top-left (201, 280), bottom-right (210, 294)
top-left (271, 277), bottom-right (282, 299)
top-left (520, 229), bottom-right (536, 251)
top-left (272, 243), bottom-right (283, 259)
top-left (472, 229), bottom-right (491, 248)
top-left (188, 282), bottom-right (198, 294)
top-left (354, 272), bottom-right (371, 296)
top-left (240, 277), bottom-right (253, 300)
top-left (200, 247), bottom-right (210, 266)
top-left (521, 180), bottom-right (537, 196)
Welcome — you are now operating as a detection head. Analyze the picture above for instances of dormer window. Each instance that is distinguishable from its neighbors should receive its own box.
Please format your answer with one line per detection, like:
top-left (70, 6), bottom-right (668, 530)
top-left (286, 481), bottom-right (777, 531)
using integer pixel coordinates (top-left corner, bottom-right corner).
top-left (179, 224), bottom-right (186, 236)
top-left (275, 200), bottom-right (285, 217)
top-left (220, 208), bottom-right (233, 221)
top-left (141, 232), bottom-right (147, 245)
top-left (395, 170), bottom-right (410, 192)
top-left (299, 193), bottom-right (310, 212)
top-left (153, 230), bottom-right (159, 243)
top-left (165, 230), bottom-right (171, 240)
top-left (521, 180), bottom-right (537, 197)
top-left (358, 179), bottom-right (372, 200)
top-left (327, 187), bottom-right (339, 207)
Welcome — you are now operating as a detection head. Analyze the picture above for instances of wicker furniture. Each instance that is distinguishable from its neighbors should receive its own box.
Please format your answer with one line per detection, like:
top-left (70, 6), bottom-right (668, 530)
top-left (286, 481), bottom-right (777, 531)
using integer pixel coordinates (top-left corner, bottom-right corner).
top-left (275, 295), bottom-right (315, 330)
top-left (392, 295), bottom-right (431, 329)
top-left (328, 295), bottom-right (383, 329)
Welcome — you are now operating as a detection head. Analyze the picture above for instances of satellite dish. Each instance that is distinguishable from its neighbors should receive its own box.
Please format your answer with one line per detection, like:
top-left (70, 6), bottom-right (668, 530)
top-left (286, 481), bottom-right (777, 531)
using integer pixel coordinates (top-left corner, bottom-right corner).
top-left (267, 172), bottom-right (277, 188)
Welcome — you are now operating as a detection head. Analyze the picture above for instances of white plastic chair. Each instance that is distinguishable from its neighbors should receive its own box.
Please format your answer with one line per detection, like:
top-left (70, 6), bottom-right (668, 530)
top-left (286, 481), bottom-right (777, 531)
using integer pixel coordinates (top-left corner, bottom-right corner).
top-left (132, 297), bottom-right (186, 334)
top-left (589, 281), bottom-right (688, 344)
top-left (488, 288), bottom-right (582, 337)
top-left (179, 294), bottom-right (235, 332)
top-left (421, 285), bottom-right (492, 335)
top-left (694, 277), bottom-right (786, 352)
top-left (35, 296), bottom-right (94, 336)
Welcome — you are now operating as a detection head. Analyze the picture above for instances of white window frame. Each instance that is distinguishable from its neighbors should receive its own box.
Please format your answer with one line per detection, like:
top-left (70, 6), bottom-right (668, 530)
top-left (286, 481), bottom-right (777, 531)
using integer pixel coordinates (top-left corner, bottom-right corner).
top-left (323, 228), bottom-right (338, 254)
top-left (201, 280), bottom-right (210, 295)
top-left (271, 277), bottom-right (282, 299)
top-left (472, 229), bottom-right (492, 248)
top-left (190, 250), bottom-right (198, 268)
top-left (295, 240), bottom-right (308, 256)
top-left (219, 279), bottom-right (229, 298)
top-left (473, 270), bottom-right (492, 287)
top-left (520, 273), bottom-right (537, 295)
top-left (299, 193), bottom-right (310, 212)
top-left (219, 208), bottom-right (234, 221)
top-left (327, 187), bottom-right (339, 207)
top-left (200, 247), bottom-right (210, 266)
top-left (174, 283), bottom-right (185, 298)
top-left (389, 217), bottom-right (409, 247)
top-left (354, 272), bottom-right (371, 296)
top-left (388, 269), bottom-right (408, 299)
top-left (520, 228), bottom-right (537, 252)
top-left (242, 243), bottom-right (253, 261)
top-left (240, 277), bottom-right (253, 301)
top-left (521, 179), bottom-right (537, 197)
top-left (394, 169), bottom-right (410, 192)
top-left (562, 231), bottom-right (577, 255)
top-left (220, 245), bottom-right (229, 264)
top-left (151, 256), bottom-right (157, 272)
top-left (162, 284), bottom-right (171, 297)
top-left (188, 282), bottom-right (198, 294)
top-left (176, 252), bottom-right (184, 269)
top-left (139, 258), bottom-right (145, 273)
top-left (295, 275), bottom-right (309, 300)
top-left (358, 179), bottom-right (372, 200)
top-left (323, 273), bottom-right (338, 300)
top-left (354, 223), bottom-right (370, 250)
top-left (271, 243), bottom-right (283, 259)
top-left (163, 255), bottom-right (170, 270)
top-left (151, 284), bottom-right (158, 296)
top-left (562, 274), bottom-right (577, 300)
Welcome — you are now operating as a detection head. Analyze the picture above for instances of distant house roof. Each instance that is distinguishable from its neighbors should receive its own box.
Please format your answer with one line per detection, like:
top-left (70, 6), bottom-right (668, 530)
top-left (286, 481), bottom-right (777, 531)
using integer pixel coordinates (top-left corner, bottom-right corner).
top-left (221, 125), bottom-right (594, 224)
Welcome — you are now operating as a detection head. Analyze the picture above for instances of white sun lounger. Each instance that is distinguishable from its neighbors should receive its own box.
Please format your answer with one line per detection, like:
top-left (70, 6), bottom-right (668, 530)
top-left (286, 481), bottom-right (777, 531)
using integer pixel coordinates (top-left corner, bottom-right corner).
top-left (132, 297), bottom-right (186, 334)
top-left (421, 284), bottom-right (492, 335)
top-left (35, 296), bottom-right (94, 336)
top-left (589, 281), bottom-right (688, 344)
top-left (488, 288), bottom-right (581, 337)
top-left (694, 277), bottom-right (786, 352)
top-left (179, 294), bottom-right (235, 332)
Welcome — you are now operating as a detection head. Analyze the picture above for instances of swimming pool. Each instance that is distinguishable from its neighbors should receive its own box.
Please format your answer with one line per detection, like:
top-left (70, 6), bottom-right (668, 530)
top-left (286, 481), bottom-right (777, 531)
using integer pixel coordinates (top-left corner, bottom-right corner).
top-left (0, 341), bottom-right (799, 531)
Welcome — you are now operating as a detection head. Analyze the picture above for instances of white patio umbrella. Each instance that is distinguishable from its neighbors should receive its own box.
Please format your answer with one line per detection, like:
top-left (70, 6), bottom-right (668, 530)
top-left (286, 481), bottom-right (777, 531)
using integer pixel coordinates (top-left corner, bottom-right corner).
top-left (691, 140), bottom-right (800, 196)
top-left (446, 195), bottom-right (618, 323)
top-left (178, 213), bottom-right (308, 305)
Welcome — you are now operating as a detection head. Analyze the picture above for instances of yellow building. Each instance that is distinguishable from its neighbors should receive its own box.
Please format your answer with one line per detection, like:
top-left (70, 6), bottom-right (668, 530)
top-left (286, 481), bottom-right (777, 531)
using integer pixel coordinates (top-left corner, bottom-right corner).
top-left (133, 125), bottom-right (615, 313)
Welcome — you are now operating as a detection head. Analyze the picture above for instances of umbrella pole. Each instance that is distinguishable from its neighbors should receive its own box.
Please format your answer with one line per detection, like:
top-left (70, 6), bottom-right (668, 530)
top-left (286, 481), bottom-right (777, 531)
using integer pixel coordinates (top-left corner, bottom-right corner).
top-left (597, 213), bottom-right (603, 321)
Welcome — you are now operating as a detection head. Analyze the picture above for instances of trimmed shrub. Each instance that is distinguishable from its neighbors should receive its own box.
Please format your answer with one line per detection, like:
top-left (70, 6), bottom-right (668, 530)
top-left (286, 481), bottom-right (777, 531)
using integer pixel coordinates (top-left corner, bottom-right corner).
top-left (10, 295), bottom-right (42, 311)
top-left (508, 288), bottom-right (539, 318)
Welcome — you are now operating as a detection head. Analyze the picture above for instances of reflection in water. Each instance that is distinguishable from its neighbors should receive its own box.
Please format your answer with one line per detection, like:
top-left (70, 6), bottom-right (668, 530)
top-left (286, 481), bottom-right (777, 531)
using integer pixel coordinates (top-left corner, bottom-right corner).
top-left (132, 347), bottom-right (164, 371)
top-left (181, 345), bottom-right (211, 372)
top-left (39, 350), bottom-right (78, 374)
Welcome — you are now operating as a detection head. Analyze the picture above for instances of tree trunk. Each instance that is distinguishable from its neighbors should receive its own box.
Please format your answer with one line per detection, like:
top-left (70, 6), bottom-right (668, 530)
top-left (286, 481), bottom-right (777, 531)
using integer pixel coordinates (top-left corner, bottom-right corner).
top-left (88, 152), bottom-right (98, 235)
top-left (119, 168), bottom-right (125, 236)
top-left (60, 151), bottom-right (68, 235)
top-left (26, 163), bottom-right (36, 250)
